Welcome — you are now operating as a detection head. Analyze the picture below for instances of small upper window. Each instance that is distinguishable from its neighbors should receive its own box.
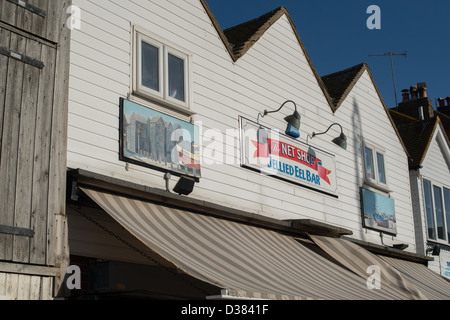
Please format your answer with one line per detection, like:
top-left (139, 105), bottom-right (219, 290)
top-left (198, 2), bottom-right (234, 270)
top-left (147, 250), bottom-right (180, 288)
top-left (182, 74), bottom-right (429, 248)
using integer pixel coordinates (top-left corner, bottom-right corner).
top-left (134, 29), bottom-right (191, 112)
top-left (363, 143), bottom-right (388, 189)
top-left (423, 179), bottom-right (450, 244)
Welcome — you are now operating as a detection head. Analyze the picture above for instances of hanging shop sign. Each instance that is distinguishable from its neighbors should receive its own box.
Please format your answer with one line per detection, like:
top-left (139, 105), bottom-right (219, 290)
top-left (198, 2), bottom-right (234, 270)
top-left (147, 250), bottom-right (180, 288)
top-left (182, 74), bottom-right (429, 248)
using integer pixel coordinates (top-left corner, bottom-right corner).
top-left (119, 98), bottom-right (201, 179)
top-left (239, 117), bottom-right (338, 196)
top-left (361, 188), bottom-right (397, 235)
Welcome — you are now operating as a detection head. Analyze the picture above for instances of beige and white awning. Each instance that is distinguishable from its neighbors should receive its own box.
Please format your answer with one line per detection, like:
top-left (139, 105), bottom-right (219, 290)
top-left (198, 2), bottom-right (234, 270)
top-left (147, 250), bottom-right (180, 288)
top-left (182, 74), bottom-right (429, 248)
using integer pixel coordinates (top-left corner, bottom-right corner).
top-left (379, 255), bottom-right (450, 300)
top-left (309, 235), bottom-right (428, 299)
top-left (80, 187), bottom-right (433, 300)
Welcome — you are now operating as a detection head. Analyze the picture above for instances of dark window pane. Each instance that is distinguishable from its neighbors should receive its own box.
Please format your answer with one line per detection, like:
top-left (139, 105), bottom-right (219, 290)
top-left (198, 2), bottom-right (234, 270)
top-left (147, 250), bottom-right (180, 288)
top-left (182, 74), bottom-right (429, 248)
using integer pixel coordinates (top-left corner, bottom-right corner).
top-left (434, 186), bottom-right (446, 240)
top-left (141, 41), bottom-right (159, 92)
top-left (423, 179), bottom-right (436, 239)
top-left (377, 152), bottom-right (386, 184)
top-left (444, 188), bottom-right (450, 243)
top-left (168, 53), bottom-right (185, 102)
top-left (364, 147), bottom-right (374, 180)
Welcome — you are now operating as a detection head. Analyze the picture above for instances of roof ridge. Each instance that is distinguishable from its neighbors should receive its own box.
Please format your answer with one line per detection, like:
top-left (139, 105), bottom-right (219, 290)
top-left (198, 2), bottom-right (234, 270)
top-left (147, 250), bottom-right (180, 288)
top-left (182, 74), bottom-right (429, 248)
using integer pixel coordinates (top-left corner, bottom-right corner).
top-left (224, 6), bottom-right (285, 33)
top-left (388, 109), bottom-right (420, 123)
top-left (200, 0), bottom-right (336, 112)
top-left (321, 62), bottom-right (368, 108)
top-left (322, 62), bottom-right (368, 80)
top-left (392, 115), bottom-right (438, 168)
top-left (223, 6), bottom-right (286, 58)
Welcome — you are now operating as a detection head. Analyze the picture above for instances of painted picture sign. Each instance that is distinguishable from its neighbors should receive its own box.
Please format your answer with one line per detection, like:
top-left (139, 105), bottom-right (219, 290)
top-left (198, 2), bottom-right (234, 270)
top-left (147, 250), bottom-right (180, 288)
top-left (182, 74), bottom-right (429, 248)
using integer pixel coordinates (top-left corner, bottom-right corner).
top-left (443, 260), bottom-right (450, 279)
top-left (239, 117), bottom-right (338, 196)
top-left (361, 188), bottom-right (397, 235)
top-left (120, 98), bottom-right (201, 178)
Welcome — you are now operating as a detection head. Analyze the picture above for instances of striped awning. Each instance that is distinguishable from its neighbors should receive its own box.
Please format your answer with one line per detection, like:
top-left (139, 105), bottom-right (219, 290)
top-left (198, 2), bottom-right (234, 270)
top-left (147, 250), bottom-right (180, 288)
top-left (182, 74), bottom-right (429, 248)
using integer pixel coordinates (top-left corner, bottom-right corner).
top-left (81, 187), bottom-right (411, 300)
top-left (310, 235), bottom-right (429, 300)
top-left (379, 255), bottom-right (450, 300)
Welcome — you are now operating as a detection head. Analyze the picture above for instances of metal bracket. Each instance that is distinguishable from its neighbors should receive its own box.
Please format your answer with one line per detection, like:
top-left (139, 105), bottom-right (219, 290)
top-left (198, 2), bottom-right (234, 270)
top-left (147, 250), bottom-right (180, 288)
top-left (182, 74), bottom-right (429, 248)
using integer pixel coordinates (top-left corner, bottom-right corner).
top-left (0, 225), bottom-right (34, 237)
top-left (0, 46), bottom-right (44, 69)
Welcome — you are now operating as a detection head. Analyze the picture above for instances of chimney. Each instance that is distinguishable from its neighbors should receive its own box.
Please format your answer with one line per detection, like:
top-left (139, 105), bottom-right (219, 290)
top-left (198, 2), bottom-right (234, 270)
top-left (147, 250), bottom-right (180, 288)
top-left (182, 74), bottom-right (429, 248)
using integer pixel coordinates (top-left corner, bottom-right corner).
top-left (398, 83), bottom-right (435, 120)
top-left (418, 83), bottom-right (427, 98)
top-left (437, 97), bottom-right (450, 117)
top-left (410, 86), bottom-right (418, 100)
top-left (401, 89), bottom-right (410, 102)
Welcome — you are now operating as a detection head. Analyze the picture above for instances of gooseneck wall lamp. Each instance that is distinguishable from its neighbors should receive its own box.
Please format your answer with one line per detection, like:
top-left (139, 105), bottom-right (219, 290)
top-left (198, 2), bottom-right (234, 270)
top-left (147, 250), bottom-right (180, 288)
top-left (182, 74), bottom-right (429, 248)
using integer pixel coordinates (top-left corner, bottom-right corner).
top-left (258, 100), bottom-right (301, 139)
top-left (311, 123), bottom-right (347, 150)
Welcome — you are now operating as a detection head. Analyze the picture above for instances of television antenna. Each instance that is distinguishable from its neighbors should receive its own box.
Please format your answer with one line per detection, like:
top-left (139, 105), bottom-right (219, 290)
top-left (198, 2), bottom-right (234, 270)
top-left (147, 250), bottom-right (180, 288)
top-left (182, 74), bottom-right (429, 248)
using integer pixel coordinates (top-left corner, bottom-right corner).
top-left (369, 51), bottom-right (407, 107)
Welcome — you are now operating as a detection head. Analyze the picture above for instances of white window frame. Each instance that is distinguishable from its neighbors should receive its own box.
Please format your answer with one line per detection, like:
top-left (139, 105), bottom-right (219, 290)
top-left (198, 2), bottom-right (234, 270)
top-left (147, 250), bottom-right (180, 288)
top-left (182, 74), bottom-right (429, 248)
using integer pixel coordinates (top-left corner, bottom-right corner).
top-left (133, 26), bottom-right (193, 114)
top-left (362, 141), bottom-right (389, 191)
top-left (422, 178), bottom-right (450, 244)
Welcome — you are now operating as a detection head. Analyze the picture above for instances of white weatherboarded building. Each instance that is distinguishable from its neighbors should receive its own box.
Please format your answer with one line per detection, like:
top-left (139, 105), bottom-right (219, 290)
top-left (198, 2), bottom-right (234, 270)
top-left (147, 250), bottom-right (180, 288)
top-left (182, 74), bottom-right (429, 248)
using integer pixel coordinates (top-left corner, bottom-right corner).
top-left (390, 87), bottom-right (450, 280)
top-left (63, 0), bottom-right (450, 300)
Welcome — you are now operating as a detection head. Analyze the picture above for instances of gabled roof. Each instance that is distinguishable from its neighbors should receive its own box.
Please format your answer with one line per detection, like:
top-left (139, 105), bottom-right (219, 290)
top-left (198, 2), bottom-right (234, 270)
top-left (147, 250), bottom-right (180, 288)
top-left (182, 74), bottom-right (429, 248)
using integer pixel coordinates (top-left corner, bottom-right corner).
top-left (435, 109), bottom-right (450, 139)
top-left (389, 109), bottom-right (450, 169)
top-left (199, 1), bottom-right (335, 111)
top-left (223, 7), bottom-right (285, 59)
top-left (200, 1), bottom-right (287, 62)
top-left (321, 63), bottom-right (410, 156)
top-left (389, 110), bottom-right (438, 169)
top-left (321, 63), bottom-right (367, 109)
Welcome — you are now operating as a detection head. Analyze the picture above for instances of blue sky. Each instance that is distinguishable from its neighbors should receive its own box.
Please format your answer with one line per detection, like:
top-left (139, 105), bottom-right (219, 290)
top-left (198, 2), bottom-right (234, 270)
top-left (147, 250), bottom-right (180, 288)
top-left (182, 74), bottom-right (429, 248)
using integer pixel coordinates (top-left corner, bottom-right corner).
top-left (206, 0), bottom-right (450, 109)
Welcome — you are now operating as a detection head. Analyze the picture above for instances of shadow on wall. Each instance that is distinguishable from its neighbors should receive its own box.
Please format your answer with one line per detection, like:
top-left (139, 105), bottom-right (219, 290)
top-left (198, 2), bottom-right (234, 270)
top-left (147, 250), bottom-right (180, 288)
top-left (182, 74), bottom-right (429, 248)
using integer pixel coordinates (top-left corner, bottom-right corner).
top-left (352, 97), bottom-right (365, 240)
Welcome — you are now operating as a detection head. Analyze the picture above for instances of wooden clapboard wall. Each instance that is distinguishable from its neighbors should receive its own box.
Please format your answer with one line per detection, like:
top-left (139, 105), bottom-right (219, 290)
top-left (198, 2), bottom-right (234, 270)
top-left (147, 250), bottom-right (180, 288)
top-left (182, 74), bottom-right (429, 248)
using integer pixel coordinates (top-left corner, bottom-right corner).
top-left (0, 0), bottom-right (71, 299)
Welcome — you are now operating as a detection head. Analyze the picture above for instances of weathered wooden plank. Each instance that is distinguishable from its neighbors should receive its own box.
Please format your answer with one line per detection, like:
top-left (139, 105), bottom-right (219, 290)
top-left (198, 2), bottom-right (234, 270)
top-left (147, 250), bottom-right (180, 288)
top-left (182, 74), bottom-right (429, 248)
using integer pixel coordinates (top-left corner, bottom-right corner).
top-left (5, 273), bottom-right (19, 300)
top-left (47, 0), bottom-right (71, 269)
top-left (40, 276), bottom-right (52, 300)
top-left (7, 0), bottom-right (47, 17)
top-left (0, 0), bottom-right (18, 26)
top-left (17, 274), bottom-right (31, 300)
top-left (0, 27), bottom-right (11, 261)
top-left (29, 276), bottom-right (41, 300)
top-left (3, 0), bottom-right (47, 40)
top-left (0, 273), bottom-right (6, 297)
top-left (0, 27), bottom-right (10, 151)
top-left (13, 36), bottom-right (42, 264)
top-left (30, 43), bottom-right (56, 265)
top-left (29, 0), bottom-right (48, 37)
top-left (44, 0), bottom-right (62, 44)
top-left (0, 32), bottom-right (25, 261)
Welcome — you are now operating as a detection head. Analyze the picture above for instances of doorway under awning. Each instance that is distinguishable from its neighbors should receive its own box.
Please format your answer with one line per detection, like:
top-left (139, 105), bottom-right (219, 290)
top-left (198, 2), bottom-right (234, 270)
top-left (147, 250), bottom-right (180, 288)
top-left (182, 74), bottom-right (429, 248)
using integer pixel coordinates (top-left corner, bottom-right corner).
top-left (79, 186), bottom-right (425, 300)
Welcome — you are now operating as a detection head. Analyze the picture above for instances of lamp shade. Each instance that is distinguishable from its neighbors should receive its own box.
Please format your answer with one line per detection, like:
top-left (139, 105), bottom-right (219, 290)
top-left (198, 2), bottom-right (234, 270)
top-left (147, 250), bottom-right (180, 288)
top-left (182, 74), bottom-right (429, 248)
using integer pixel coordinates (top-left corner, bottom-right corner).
top-left (173, 176), bottom-right (196, 195)
top-left (332, 132), bottom-right (347, 150)
top-left (284, 111), bottom-right (301, 130)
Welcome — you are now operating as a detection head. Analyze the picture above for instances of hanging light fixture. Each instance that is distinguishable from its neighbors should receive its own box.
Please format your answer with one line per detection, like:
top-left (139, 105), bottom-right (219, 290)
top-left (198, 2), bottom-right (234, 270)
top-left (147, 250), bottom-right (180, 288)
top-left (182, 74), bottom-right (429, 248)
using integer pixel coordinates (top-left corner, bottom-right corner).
top-left (258, 100), bottom-right (301, 139)
top-left (311, 123), bottom-right (347, 150)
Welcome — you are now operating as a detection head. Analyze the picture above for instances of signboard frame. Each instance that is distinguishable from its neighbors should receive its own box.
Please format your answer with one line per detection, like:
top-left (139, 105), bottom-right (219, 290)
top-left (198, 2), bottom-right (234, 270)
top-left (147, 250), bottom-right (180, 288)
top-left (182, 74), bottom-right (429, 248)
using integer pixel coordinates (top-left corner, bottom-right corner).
top-left (239, 116), bottom-right (338, 197)
top-left (361, 188), bottom-right (397, 235)
top-left (119, 98), bottom-right (201, 180)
